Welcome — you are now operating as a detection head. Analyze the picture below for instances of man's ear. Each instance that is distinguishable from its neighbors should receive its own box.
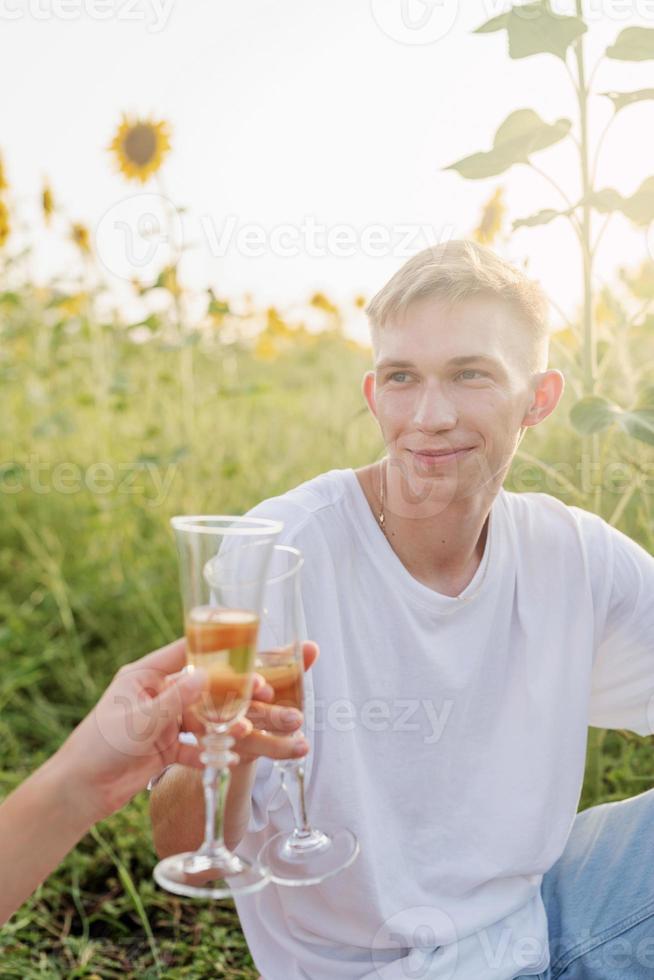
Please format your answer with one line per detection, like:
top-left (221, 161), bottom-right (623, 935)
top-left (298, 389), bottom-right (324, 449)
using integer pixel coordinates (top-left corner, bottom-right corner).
top-left (521, 369), bottom-right (565, 428)
top-left (362, 371), bottom-right (378, 420)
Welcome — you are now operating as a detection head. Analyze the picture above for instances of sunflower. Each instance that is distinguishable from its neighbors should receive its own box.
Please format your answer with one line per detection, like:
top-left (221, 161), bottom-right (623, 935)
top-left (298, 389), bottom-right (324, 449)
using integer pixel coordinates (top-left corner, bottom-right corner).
top-left (109, 115), bottom-right (171, 183)
top-left (473, 187), bottom-right (506, 246)
top-left (0, 199), bottom-right (9, 248)
top-left (0, 153), bottom-right (7, 192)
top-left (42, 182), bottom-right (55, 225)
top-left (58, 292), bottom-right (88, 317)
top-left (254, 333), bottom-right (279, 362)
top-left (71, 222), bottom-right (91, 255)
top-left (157, 264), bottom-right (180, 296)
top-left (310, 291), bottom-right (338, 315)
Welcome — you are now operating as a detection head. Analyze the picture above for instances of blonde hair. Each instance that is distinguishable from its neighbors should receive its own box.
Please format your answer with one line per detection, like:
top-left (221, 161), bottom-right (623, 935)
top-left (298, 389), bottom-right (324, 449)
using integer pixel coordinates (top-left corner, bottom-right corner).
top-left (365, 239), bottom-right (550, 373)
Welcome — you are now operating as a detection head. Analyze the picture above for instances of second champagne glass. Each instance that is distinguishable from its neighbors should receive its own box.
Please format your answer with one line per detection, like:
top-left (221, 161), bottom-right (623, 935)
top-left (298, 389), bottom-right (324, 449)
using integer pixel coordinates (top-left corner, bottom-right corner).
top-left (255, 544), bottom-right (359, 886)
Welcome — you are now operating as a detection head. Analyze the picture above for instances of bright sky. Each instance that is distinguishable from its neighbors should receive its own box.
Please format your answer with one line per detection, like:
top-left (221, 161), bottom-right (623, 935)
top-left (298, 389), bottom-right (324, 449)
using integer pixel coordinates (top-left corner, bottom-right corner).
top-left (2, 0), bottom-right (653, 343)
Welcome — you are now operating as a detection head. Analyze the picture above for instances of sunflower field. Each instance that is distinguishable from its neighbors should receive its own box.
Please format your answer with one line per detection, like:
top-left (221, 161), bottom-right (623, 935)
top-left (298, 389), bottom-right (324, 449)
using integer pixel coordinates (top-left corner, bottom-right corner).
top-left (2, 109), bottom-right (654, 977)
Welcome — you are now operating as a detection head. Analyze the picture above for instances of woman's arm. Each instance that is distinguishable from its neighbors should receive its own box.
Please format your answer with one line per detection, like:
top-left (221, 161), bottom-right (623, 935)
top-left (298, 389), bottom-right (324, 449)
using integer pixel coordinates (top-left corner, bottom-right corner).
top-left (0, 745), bottom-right (101, 923)
top-left (0, 639), bottom-right (206, 925)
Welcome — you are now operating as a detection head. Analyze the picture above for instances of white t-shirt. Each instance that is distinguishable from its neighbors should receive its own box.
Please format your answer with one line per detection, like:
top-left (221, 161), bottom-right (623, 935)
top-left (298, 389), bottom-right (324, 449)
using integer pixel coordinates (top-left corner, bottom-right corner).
top-left (233, 468), bottom-right (654, 980)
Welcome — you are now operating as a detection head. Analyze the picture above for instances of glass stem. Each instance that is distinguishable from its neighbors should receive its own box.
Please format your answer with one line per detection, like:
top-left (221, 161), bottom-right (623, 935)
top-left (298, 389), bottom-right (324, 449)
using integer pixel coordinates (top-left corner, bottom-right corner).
top-left (200, 733), bottom-right (235, 854)
top-left (281, 761), bottom-right (312, 838)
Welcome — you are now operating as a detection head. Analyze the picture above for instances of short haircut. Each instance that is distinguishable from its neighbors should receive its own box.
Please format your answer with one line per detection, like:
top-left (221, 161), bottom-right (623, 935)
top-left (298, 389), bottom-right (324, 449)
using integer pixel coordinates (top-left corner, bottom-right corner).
top-left (365, 239), bottom-right (550, 373)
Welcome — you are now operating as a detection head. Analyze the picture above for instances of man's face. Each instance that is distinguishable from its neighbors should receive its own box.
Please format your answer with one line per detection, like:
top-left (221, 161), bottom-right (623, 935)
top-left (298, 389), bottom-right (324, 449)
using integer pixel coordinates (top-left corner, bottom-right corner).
top-left (363, 294), bottom-right (557, 511)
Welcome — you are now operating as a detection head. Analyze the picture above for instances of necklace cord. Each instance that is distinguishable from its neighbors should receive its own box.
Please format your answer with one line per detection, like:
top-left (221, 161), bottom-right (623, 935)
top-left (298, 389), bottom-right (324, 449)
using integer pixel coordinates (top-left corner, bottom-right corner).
top-left (374, 455), bottom-right (491, 607)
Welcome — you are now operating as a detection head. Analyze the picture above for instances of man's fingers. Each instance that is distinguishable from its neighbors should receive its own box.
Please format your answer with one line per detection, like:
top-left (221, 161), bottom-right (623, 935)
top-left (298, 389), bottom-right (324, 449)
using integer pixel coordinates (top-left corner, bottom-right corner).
top-left (234, 729), bottom-right (309, 763)
top-left (251, 672), bottom-right (274, 702)
top-left (247, 699), bottom-right (303, 733)
top-left (175, 742), bottom-right (204, 769)
top-left (180, 703), bottom-right (206, 735)
top-left (302, 641), bottom-right (319, 673)
top-left (228, 717), bottom-right (254, 740)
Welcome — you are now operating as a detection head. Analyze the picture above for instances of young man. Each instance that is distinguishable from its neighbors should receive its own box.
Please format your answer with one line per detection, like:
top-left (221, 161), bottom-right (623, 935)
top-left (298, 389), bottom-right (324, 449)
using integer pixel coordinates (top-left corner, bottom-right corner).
top-left (151, 240), bottom-right (654, 979)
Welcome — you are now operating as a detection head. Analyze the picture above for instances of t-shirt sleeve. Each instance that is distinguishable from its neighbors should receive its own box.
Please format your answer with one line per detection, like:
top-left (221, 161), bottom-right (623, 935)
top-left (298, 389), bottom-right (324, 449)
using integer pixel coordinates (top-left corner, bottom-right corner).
top-left (588, 520), bottom-right (654, 736)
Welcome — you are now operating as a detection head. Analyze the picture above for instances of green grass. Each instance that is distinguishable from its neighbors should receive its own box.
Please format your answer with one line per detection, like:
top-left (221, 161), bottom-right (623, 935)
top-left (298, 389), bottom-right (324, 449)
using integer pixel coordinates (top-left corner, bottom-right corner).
top-left (2, 282), bottom-right (654, 976)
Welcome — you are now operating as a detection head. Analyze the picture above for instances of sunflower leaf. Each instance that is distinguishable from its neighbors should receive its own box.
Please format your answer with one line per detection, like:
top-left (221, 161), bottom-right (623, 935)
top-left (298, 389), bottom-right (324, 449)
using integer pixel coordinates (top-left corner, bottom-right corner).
top-left (209, 299), bottom-right (230, 316)
top-left (475, 1), bottom-right (587, 61)
top-left (569, 396), bottom-right (619, 435)
top-left (445, 109), bottom-right (571, 179)
top-left (0, 291), bottom-right (21, 306)
top-left (600, 88), bottom-right (654, 113)
top-left (587, 187), bottom-right (625, 214)
top-left (617, 409), bottom-right (654, 446)
top-left (606, 27), bottom-right (654, 61)
top-left (590, 178), bottom-right (654, 226)
top-left (512, 207), bottom-right (571, 230)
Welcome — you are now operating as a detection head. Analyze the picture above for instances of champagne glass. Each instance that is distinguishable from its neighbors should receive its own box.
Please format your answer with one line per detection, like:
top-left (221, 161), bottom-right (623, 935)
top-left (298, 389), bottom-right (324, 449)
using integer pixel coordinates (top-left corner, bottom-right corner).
top-left (255, 545), bottom-right (360, 885)
top-left (154, 515), bottom-right (282, 899)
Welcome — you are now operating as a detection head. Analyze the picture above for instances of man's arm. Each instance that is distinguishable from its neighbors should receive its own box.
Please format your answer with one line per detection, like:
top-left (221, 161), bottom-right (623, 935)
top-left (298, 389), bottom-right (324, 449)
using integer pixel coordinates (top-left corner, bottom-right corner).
top-left (151, 711), bottom-right (309, 855)
top-left (587, 517), bottom-right (654, 735)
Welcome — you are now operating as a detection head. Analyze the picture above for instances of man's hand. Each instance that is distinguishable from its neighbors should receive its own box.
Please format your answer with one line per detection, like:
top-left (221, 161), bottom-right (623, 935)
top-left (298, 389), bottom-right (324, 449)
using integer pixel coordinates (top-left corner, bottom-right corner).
top-left (231, 642), bottom-right (318, 764)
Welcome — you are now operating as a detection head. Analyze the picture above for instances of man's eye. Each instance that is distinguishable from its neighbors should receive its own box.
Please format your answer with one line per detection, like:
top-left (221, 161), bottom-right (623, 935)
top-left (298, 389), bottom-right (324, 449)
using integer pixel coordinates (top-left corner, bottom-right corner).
top-left (457, 369), bottom-right (486, 380)
top-left (389, 372), bottom-right (410, 382)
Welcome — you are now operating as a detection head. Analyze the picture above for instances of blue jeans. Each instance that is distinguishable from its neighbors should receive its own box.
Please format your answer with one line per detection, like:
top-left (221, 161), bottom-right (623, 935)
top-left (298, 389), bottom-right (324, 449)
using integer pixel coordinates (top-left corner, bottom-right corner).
top-left (517, 786), bottom-right (654, 979)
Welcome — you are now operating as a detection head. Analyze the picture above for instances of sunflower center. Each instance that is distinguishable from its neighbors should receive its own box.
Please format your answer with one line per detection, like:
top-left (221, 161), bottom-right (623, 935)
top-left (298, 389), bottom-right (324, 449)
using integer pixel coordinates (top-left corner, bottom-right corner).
top-left (123, 125), bottom-right (157, 166)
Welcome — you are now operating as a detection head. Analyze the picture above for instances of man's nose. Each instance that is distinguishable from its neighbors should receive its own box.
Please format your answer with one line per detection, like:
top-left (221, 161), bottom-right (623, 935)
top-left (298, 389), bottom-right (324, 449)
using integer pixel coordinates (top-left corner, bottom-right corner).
top-left (412, 381), bottom-right (458, 429)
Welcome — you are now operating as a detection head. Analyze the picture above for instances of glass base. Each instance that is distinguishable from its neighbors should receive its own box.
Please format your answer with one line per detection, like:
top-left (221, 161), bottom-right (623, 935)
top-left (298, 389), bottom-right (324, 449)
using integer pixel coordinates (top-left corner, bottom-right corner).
top-left (257, 826), bottom-right (359, 886)
top-left (154, 847), bottom-right (269, 899)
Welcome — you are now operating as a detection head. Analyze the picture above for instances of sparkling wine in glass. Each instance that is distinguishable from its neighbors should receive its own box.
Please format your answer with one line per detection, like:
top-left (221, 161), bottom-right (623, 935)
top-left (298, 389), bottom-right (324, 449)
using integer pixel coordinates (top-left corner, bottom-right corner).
top-left (255, 545), bottom-right (360, 886)
top-left (153, 515), bottom-right (281, 900)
